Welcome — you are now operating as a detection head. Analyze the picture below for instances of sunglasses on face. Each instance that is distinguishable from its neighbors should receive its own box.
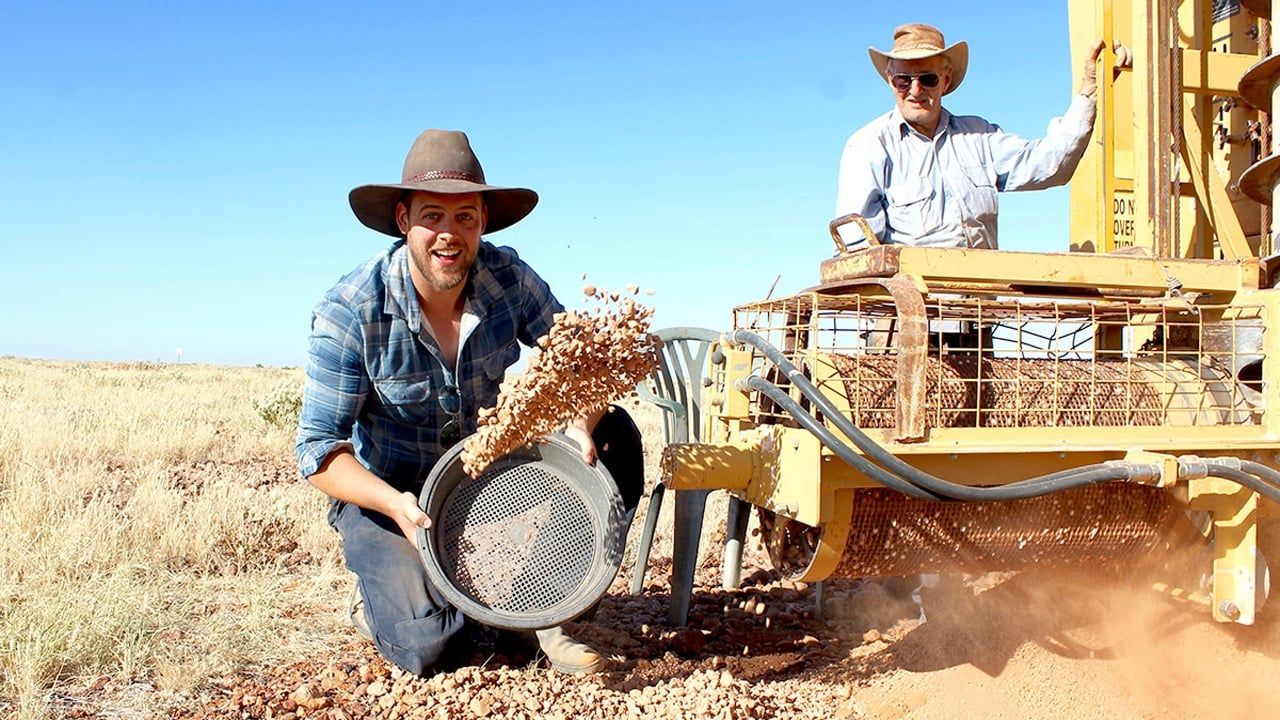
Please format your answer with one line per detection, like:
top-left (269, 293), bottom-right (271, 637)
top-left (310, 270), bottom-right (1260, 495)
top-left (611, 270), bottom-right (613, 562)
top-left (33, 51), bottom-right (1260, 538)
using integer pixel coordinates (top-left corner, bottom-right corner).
top-left (438, 383), bottom-right (461, 449)
top-left (890, 72), bottom-right (941, 92)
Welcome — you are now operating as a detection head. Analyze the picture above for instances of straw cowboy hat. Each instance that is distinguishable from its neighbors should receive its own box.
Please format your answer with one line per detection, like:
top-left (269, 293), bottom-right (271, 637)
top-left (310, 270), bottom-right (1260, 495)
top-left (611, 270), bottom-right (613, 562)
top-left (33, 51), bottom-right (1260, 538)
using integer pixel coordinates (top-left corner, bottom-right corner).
top-left (868, 23), bottom-right (969, 95)
top-left (349, 129), bottom-right (538, 237)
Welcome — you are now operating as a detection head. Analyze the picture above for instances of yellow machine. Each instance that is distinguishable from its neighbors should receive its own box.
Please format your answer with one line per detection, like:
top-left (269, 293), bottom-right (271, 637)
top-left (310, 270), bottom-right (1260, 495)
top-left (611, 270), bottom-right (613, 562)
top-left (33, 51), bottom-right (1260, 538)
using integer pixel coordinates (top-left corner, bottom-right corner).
top-left (659, 0), bottom-right (1280, 627)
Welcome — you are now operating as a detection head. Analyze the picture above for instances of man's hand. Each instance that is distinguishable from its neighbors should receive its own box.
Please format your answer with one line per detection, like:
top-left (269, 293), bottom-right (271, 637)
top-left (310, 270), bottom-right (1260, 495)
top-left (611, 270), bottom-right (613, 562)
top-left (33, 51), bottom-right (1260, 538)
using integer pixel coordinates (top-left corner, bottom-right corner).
top-left (389, 490), bottom-right (432, 543)
top-left (1080, 39), bottom-right (1134, 98)
top-left (564, 417), bottom-right (598, 466)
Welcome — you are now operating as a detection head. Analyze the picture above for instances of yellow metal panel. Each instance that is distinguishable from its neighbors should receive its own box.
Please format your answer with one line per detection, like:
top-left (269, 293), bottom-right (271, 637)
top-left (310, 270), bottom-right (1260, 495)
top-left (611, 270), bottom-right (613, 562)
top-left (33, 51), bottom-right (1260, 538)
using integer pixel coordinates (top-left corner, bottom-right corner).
top-left (796, 489), bottom-right (853, 583)
top-left (1180, 93), bottom-right (1256, 258)
top-left (814, 448), bottom-right (1119, 490)
top-left (722, 346), bottom-right (753, 418)
top-left (1187, 478), bottom-right (1263, 624)
top-left (1132, 0), bottom-right (1155, 253)
top-left (1182, 48), bottom-right (1260, 95)
top-left (768, 425), bottom-right (825, 526)
top-left (883, 246), bottom-right (1260, 294)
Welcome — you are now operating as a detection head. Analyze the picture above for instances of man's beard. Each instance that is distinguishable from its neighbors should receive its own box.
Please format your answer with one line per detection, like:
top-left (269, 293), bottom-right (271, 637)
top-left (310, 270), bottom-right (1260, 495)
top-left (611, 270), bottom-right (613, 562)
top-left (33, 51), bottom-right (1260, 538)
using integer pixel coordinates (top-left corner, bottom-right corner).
top-left (410, 246), bottom-right (474, 293)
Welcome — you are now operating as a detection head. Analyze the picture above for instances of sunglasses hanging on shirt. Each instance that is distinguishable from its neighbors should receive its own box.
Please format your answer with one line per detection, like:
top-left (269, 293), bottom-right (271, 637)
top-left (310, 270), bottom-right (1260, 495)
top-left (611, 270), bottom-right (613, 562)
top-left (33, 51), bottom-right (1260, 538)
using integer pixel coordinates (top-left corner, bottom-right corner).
top-left (438, 382), bottom-right (461, 449)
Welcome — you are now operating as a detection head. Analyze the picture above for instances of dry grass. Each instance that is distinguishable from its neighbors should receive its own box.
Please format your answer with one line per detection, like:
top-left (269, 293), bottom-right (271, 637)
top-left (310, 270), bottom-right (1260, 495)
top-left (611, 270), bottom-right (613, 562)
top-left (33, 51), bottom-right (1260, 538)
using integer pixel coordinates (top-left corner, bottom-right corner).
top-left (0, 358), bottom-right (706, 719)
top-left (0, 359), bottom-right (346, 718)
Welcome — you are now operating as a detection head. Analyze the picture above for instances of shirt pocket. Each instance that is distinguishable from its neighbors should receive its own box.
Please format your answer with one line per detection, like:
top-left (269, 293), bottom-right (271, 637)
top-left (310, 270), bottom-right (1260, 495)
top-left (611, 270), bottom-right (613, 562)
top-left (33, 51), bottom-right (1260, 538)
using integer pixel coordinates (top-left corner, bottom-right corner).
top-left (481, 341), bottom-right (522, 381)
top-left (371, 374), bottom-right (436, 425)
top-left (473, 342), bottom-right (521, 412)
top-left (960, 164), bottom-right (998, 220)
top-left (885, 178), bottom-right (933, 236)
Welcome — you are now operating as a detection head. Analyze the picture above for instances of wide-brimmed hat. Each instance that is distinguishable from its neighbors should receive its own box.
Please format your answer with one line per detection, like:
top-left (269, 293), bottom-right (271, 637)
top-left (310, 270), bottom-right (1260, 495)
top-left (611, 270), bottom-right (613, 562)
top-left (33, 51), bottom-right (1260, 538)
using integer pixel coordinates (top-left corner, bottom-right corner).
top-left (349, 129), bottom-right (538, 237)
top-left (868, 23), bottom-right (969, 95)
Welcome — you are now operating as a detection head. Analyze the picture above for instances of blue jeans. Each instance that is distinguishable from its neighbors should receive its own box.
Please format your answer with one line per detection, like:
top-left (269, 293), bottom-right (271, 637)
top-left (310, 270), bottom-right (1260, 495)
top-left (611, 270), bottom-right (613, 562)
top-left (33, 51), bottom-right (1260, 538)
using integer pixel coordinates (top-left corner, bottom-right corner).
top-left (330, 407), bottom-right (645, 675)
top-left (330, 500), bottom-right (464, 675)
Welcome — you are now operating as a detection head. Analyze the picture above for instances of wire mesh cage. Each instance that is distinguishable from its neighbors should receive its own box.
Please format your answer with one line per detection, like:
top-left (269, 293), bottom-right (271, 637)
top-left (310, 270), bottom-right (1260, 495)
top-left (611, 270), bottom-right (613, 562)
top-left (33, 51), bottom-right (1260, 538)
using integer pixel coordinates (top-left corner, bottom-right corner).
top-left (731, 291), bottom-right (1265, 434)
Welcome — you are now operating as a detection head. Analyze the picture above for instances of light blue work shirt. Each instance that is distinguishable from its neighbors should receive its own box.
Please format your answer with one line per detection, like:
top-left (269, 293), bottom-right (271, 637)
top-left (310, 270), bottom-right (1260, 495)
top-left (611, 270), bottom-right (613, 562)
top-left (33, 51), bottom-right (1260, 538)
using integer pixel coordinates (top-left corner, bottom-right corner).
top-left (835, 95), bottom-right (1096, 249)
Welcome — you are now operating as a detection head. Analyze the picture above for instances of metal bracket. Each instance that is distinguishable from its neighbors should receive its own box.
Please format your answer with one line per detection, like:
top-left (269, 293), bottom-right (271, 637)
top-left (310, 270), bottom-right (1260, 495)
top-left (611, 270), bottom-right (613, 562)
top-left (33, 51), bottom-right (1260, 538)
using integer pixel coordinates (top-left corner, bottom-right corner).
top-left (828, 213), bottom-right (880, 255)
top-left (1187, 477), bottom-right (1264, 624)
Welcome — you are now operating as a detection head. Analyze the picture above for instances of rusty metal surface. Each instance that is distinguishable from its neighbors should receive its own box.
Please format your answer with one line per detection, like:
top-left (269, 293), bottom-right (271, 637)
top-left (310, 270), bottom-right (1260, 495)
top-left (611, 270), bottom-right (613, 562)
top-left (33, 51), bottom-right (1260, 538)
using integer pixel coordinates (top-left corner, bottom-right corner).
top-left (819, 246), bottom-right (902, 283)
top-left (879, 275), bottom-right (928, 441)
top-left (733, 292), bottom-right (1263, 434)
top-left (825, 353), bottom-right (1167, 429)
top-left (829, 485), bottom-right (1188, 578)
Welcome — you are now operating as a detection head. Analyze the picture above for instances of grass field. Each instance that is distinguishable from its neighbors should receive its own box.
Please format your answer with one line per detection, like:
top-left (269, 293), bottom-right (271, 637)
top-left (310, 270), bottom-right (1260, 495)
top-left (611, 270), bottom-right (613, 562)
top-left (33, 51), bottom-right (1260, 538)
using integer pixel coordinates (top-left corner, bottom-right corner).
top-left (0, 357), bottom-right (684, 719)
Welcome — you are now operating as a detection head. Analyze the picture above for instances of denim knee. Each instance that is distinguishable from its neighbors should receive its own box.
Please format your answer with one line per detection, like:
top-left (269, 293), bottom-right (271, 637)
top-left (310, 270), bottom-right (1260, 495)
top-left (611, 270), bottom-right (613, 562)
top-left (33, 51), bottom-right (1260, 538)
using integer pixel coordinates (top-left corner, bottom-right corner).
top-left (335, 501), bottom-right (464, 675)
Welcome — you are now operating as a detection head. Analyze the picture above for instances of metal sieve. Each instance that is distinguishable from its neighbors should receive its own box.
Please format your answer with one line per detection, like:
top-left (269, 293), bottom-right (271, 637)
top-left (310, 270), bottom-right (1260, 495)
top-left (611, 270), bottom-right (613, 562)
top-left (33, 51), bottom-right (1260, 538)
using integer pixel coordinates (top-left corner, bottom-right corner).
top-left (416, 434), bottom-right (627, 629)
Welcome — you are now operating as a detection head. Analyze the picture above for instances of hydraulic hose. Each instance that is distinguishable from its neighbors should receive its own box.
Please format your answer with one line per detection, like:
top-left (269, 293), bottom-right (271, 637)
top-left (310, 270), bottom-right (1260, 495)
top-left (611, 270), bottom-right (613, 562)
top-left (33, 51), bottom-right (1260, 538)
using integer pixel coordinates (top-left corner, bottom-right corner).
top-left (1239, 460), bottom-right (1280, 499)
top-left (1199, 462), bottom-right (1280, 504)
top-left (745, 375), bottom-right (1151, 502)
top-left (741, 375), bottom-right (946, 501)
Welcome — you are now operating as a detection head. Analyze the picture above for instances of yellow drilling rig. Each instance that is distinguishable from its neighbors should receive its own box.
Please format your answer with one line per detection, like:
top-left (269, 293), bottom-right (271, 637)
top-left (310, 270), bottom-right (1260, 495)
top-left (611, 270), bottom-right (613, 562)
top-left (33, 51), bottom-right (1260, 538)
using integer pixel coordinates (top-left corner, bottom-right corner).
top-left (652, 0), bottom-right (1280, 628)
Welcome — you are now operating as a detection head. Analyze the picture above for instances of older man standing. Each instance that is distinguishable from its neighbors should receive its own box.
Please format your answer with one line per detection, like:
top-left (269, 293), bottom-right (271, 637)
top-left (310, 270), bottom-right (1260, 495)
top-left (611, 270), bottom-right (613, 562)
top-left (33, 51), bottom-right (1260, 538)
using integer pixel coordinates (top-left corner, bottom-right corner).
top-left (835, 23), bottom-right (1130, 250)
top-left (297, 129), bottom-right (642, 676)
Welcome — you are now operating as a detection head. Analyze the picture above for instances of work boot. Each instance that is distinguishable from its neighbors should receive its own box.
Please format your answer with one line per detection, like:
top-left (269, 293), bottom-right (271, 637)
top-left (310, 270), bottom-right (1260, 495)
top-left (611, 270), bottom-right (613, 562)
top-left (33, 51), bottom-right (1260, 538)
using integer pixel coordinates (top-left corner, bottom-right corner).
top-left (349, 584), bottom-right (373, 641)
top-left (532, 626), bottom-right (607, 674)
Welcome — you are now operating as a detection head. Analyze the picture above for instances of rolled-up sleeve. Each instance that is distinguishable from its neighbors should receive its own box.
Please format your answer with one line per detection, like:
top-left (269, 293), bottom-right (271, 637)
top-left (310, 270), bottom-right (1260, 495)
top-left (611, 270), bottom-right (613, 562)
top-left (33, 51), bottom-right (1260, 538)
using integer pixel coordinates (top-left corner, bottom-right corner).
top-left (296, 297), bottom-right (369, 478)
top-left (990, 94), bottom-right (1097, 192)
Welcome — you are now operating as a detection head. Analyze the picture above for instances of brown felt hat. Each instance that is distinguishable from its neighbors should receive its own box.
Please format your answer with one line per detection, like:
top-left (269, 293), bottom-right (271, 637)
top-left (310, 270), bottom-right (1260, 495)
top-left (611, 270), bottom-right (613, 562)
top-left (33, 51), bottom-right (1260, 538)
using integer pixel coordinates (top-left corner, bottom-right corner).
top-left (349, 129), bottom-right (538, 237)
top-left (868, 23), bottom-right (969, 95)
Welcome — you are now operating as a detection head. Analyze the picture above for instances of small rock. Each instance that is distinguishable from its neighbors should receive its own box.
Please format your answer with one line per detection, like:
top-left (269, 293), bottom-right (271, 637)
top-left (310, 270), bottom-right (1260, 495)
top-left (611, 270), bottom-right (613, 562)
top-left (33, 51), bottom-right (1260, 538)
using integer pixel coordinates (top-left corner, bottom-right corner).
top-left (670, 627), bottom-right (707, 655)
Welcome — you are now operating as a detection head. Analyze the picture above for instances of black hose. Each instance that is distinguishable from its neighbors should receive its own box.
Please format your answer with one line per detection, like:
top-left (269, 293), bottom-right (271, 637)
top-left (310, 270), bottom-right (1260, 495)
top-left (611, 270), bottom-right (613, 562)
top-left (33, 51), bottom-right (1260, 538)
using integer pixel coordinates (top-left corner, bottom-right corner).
top-left (736, 331), bottom-right (1153, 501)
top-left (1201, 463), bottom-right (1280, 504)
top-left (1239, 460), bottom-right (1280, 498)
top-left (747, 375), bottom-right (1147, 502)
top-left (742, 376), bottom-right (946, 502)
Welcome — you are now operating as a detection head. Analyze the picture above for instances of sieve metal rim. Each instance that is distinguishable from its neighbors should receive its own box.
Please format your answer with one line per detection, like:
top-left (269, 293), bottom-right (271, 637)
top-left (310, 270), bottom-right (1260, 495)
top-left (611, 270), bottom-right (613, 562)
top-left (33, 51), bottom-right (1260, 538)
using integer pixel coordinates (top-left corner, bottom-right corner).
top-left (415, 433), bottom-right (627, 630)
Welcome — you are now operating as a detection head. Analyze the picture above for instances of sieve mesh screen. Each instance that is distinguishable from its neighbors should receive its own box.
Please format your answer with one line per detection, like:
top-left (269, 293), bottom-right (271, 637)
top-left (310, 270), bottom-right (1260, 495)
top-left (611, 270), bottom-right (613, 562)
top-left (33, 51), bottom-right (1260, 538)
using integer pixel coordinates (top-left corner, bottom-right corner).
top-left (439, 461), bottom-right (597, 613)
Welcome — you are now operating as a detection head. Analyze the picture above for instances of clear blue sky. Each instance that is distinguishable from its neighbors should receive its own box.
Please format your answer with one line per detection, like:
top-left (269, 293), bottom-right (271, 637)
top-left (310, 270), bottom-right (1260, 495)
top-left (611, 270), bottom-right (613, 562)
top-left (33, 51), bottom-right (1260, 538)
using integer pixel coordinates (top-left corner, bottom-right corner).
top-left (0, 1), bottom-right (1083, 366)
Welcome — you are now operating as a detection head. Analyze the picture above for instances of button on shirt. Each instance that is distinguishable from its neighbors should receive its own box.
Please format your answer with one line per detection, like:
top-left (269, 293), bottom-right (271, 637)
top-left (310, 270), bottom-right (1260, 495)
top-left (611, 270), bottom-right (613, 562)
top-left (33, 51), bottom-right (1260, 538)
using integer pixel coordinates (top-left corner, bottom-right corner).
top-left (296, 240), bottom-right (562, 493)
top-left (835, 95), bottom-right (1096, 249)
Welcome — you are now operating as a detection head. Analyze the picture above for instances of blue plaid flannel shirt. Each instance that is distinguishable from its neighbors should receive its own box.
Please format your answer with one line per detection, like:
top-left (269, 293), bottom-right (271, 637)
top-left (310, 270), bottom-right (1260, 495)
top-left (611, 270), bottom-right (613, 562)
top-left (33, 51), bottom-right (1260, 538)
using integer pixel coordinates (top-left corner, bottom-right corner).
top-left (296, 240), bottom-right (563, 493)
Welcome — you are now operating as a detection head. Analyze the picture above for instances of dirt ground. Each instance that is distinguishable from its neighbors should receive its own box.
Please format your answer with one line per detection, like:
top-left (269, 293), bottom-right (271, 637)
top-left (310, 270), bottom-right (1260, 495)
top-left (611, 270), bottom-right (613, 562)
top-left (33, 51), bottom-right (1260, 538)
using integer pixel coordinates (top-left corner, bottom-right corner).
top-left (56, 518), bottom-right (1280, 720)
top-left (15, 386), bottom-right (1274, 717)
top-left (9, 369), bottom-right (1275, 720)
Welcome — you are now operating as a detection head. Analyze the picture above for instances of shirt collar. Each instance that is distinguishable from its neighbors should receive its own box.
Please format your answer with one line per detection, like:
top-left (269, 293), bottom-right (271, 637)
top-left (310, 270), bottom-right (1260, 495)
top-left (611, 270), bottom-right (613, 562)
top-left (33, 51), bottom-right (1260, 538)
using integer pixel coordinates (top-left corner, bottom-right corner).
top-left (385, 241), bottom-right (504, 334)
top-left (892, 105), bottom-right (953, 140)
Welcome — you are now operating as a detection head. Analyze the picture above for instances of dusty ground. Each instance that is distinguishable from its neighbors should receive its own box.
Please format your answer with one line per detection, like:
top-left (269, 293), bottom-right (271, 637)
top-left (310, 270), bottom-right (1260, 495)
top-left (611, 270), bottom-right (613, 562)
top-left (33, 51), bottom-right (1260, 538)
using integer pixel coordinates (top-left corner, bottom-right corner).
top-left (51, 463), bottom-right (1280, 720)
top-left (6, 361), bottom-right (1279, 720)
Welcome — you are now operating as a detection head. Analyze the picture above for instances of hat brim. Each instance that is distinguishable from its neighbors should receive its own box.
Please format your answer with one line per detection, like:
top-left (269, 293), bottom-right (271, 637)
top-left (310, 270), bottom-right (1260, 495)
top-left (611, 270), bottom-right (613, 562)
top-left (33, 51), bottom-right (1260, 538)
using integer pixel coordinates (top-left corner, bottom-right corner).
top-left (868, 40), bottom-right (969, 95)
top-left (349, 179), bottom-right (539, 237)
